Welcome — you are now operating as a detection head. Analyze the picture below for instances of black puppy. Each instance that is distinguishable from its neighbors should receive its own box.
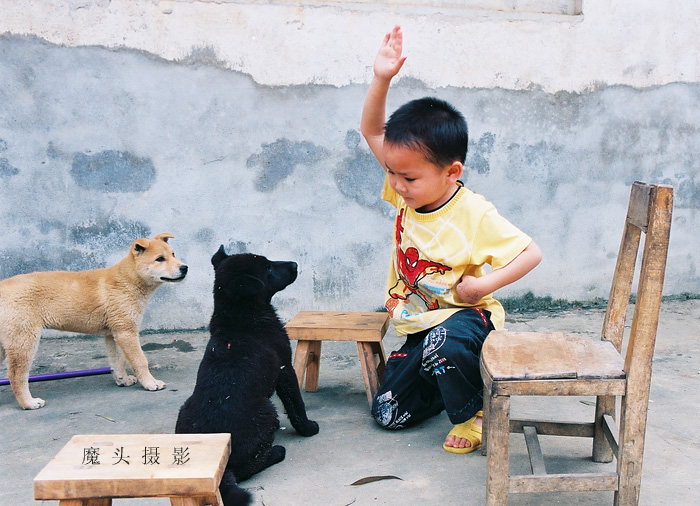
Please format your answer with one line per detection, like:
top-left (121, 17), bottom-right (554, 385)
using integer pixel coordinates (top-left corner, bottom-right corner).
top-left (175, 247), bottom-right (319, 506)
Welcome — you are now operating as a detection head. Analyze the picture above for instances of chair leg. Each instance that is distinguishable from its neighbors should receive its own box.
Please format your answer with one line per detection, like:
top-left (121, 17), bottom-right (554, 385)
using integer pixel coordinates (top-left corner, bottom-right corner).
top-left (614, 396), bottom-right (647, 506)
top-left (485, 394), bottom-right (511, 506)
top-left (481, 385), bottom-right (491, 456)
top-left (593, 395), bottom-right (615, 463)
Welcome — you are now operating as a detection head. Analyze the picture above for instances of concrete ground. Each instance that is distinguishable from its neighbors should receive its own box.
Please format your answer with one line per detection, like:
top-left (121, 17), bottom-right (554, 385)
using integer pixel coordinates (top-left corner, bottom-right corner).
top-left (1, 299), bottom-right (698, 506)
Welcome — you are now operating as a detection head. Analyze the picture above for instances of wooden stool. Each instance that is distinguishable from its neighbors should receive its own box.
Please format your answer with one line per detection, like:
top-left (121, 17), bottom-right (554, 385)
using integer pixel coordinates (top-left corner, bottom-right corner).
top-left (286, 311), bottom-right (390, 407)
top-left (34, 433), bottom-right (231, 506)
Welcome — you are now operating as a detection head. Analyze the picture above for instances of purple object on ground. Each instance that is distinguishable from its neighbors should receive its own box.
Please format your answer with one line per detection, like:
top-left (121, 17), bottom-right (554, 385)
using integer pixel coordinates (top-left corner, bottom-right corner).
top-left (0, 367), bottom-right (112, 386)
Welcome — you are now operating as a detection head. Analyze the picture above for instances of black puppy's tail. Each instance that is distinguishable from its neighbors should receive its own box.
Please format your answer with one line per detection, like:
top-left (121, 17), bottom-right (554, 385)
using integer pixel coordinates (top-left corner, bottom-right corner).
top-left (220, 469), bottom-right (251, 506)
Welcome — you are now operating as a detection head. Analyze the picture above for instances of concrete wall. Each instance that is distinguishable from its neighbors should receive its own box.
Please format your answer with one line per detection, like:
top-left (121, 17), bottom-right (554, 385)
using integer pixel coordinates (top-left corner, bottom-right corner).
top-left (1, 0), bottom-right (698, 329)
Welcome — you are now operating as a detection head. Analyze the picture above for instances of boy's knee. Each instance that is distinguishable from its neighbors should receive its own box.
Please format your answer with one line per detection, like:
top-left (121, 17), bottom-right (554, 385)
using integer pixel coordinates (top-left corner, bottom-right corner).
top-left (421, 326), bottom-right (450, 374)
top-left (371, 390), bottom-right (405, 430)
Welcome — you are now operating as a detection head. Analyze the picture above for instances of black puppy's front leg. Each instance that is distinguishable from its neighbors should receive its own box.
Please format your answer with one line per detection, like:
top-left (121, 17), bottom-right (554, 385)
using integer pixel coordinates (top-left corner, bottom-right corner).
top-left (276, 365), bottom-right (319, 436)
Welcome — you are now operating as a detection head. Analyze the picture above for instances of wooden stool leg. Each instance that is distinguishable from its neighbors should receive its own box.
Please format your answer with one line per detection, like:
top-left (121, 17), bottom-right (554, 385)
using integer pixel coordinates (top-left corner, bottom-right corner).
top-left (304, 341), bottom-right (322, 392)
top-left (357, 341), bottom-right (383, 407)
top-left (485, 394), bottom-right (511, 506)
top-left (372, 341), bottom-right (386, 384)
top-left (292, 340), bottom-right (312, 389)
top-left (171, 495), bottom-right (219, 506)
top-left (292, 340), bottom-right (321, 392)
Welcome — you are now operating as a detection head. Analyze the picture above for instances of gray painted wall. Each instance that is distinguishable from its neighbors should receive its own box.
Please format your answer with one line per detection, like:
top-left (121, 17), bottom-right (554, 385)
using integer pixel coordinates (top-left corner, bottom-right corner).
top-left (1, 34), bottom-right (698, 329)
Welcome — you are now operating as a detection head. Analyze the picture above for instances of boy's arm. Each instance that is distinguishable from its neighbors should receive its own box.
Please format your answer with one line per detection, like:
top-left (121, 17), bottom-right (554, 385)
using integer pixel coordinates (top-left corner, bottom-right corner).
top-left (361, 25), bottom-right (407, 164)
top-left (456, 240), bottom-right (543, 305)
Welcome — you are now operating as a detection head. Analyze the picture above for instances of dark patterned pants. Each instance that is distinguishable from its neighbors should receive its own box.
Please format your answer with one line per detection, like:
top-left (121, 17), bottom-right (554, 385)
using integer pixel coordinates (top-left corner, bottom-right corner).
top-left (371, 308), bottom-right (495, 429)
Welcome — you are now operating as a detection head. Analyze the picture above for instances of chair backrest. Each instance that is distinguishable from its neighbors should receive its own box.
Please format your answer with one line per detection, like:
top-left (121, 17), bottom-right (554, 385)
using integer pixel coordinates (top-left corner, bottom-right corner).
top-left (600, 182), bottom-right (673, 382)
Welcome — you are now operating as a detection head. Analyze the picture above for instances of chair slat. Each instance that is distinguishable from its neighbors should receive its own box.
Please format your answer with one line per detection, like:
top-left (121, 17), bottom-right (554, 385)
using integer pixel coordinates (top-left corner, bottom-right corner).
top-left (626, 182), bottom-right (653, 231)
top-left (523, 426), bottom-right (547, 476)
top-left (511, 419), bottom-right (594, 438)
top-left (509, 473), bottom-right (619, 493)
top-left (602, 413), bottom-right (619, 456)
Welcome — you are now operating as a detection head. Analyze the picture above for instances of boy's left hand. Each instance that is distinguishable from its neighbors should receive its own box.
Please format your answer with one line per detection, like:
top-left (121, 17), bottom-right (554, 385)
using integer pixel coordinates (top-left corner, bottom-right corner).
top-left (456, 275), bottom-right (486, 305)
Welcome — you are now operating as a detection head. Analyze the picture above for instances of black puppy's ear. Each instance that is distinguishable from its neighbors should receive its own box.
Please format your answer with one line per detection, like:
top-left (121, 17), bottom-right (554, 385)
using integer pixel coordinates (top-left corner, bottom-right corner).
top-left (211, 245), bottom-right (228, 268)
top-left (237, 274), bottom-right (266, 297)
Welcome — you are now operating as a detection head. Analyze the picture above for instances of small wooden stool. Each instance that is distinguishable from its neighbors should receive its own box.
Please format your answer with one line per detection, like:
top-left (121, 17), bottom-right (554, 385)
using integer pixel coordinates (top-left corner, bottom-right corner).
top-left (286, 311), bottom-right (390, 407)
top-left (34, 433), bottom-right (231, 506)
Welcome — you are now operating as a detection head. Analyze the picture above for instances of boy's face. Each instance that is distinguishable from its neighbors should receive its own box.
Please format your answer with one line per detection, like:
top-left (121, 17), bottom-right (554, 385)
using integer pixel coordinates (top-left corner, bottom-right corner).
top-left (383, 143), bottom-right (462, 213)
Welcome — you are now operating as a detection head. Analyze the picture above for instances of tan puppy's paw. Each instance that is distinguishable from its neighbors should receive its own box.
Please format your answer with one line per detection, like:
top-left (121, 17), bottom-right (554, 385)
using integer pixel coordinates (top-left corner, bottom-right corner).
top-left (114, 374), bottom-right (138, 387)
top-left (22, 397), bottom-right (46, 410)
top-left (141, 378), bottom-right (166, 391)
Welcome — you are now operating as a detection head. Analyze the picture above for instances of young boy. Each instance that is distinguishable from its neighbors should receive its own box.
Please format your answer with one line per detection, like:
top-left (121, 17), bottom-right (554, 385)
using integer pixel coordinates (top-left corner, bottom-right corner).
top-left (360, 26), bottom-right (542, 453)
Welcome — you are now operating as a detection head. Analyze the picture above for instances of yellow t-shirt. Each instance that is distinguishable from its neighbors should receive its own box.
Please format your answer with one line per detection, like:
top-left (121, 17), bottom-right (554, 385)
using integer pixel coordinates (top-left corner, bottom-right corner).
top-left (382, 177), bottom-right (532, 334)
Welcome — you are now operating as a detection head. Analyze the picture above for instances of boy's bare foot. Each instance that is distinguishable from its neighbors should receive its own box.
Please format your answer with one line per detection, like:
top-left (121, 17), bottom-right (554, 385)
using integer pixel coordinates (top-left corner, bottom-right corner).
top-left (443, 412), bottom-right (483, 454)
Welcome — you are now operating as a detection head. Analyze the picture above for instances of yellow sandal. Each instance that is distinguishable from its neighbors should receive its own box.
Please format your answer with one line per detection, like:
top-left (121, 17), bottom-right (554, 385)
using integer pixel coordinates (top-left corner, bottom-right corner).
top-left (443, 410), bottom-right (483, 454)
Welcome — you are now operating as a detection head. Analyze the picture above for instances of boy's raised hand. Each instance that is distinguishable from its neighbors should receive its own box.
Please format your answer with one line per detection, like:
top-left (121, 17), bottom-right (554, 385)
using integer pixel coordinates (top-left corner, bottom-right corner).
top-left (374, 25), bottom-right (407, 81)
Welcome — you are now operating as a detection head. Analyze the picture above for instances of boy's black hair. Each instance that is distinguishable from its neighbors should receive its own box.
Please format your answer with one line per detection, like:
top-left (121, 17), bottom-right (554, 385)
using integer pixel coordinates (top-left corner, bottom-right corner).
top-left (384, 97), bottom-right (468, 167)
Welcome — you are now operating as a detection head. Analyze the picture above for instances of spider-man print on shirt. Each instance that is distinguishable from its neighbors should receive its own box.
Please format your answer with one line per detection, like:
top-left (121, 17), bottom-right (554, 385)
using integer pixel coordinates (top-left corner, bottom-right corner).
top-left (388, 208), bottom-right (452, 311)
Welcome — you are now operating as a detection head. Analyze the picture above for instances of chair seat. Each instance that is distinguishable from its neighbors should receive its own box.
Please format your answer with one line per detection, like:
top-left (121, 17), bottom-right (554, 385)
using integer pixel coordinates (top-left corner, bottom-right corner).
top-left (482, 331), bottom-right (627, 398)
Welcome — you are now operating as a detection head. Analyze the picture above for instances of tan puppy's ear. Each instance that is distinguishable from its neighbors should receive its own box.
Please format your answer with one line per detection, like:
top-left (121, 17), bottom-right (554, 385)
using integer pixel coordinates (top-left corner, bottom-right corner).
top-left (154, 233), bottom-right (174, 243)
top-left (133, 238), bottom-right (150, 254)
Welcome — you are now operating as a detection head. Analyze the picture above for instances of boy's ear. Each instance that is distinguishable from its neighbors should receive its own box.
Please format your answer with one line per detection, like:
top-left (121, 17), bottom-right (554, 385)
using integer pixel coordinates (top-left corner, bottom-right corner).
top-left (446, 161), bottom-right (463, 182)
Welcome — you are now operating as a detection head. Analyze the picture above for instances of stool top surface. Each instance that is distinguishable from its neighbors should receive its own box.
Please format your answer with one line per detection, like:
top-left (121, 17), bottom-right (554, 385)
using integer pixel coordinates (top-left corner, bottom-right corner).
top-left (34, 433), bottom-right (230, 500)
top-left (285, 311), bottom-right (390, 341)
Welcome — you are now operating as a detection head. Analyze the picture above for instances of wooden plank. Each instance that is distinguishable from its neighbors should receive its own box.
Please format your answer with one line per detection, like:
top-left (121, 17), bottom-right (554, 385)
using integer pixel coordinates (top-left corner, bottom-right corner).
top-left (511, 419), bottom-right (595, 438)
top-left (484, 332), bottom-right (625, 382)
top-left (593, 395), bottom-right (616, 463)
top-left (601, 223), bottom-right (640, 350)
top-left (626, 182), bottom-right (652, 232)
top-left (286, 311), bottom-right (389, 342)
top-left (58, 500), bottom-right (111, 506)
top-left (602, 413), bottom-right (619, 457)
top-left (494, 377), bottom-right (626, 397)
top-left (523, 426), bottom-right (547, 476)
top-left (510, 472), bottom-right (619, 493)
top-left (34, 434), bottom-right (230, 501)
top-left (616, 184), bottom-right (672, 506)
top-left (482, 331), bottom-right (577, 381)
top-left (565, 335), bottom-right (625, 379)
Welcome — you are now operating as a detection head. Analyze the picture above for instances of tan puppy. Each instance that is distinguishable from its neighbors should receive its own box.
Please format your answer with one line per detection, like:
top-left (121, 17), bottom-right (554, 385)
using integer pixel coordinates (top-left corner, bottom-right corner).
top-left (0, 233), bottom-right (187, 409)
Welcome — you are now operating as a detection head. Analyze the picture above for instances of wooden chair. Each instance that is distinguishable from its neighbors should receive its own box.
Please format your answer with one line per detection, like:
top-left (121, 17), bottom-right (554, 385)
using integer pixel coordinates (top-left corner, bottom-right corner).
top-left (286, 311), bottom-right (390, 407)
top-left (34, 433), bottom-right (231, 506)
top-left (480, 182), bottom-right (673, 505)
